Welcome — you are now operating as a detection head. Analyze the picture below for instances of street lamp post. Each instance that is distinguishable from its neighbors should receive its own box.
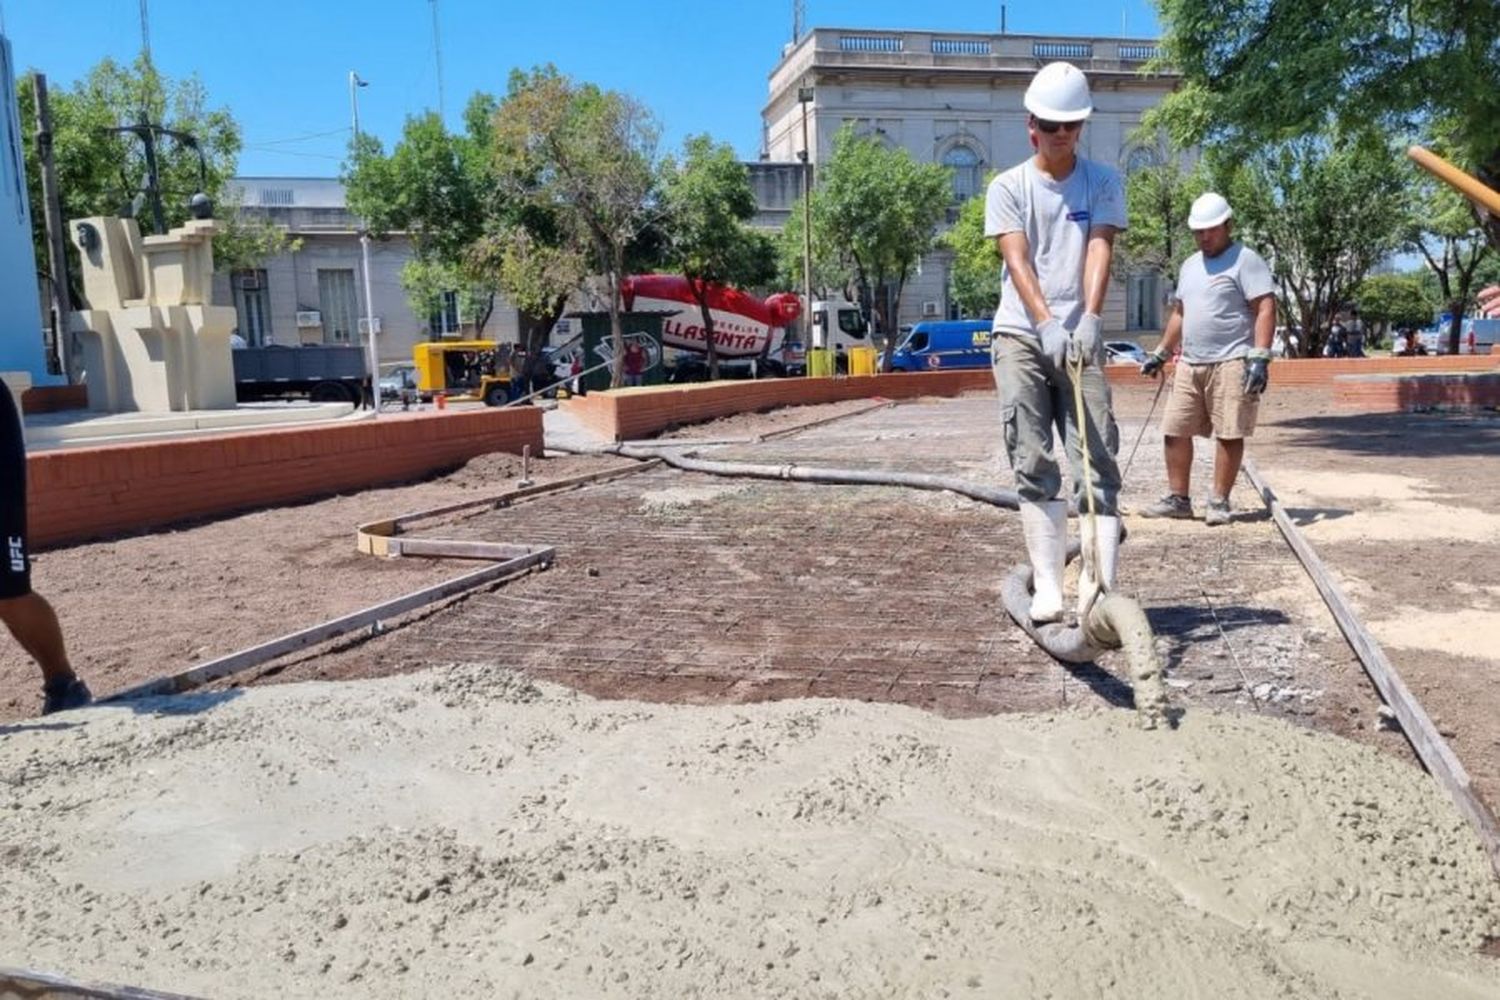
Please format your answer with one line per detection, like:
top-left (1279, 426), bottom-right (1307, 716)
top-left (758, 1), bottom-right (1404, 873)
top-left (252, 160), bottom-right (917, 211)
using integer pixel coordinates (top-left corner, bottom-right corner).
top-left (797, 85), bottom-right (815, 352)
top-left (349, 71), bottom-right (380, 417)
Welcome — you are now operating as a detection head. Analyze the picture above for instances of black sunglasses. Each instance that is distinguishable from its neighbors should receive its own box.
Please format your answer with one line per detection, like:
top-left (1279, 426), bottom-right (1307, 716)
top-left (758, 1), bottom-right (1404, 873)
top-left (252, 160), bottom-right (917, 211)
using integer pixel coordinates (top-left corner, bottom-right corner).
top-left (1033, 118), bottom-right (1083, 134)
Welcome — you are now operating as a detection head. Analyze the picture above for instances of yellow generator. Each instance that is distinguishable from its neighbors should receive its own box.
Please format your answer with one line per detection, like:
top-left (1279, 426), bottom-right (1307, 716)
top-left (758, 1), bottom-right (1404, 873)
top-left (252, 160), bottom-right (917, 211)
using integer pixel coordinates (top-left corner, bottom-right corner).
top-left (412, 340), bottom-right (513, 406)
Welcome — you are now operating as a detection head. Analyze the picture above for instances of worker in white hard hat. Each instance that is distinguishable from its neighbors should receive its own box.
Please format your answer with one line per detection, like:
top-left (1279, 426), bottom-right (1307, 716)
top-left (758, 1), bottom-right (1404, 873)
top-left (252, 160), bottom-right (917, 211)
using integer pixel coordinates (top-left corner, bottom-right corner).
top-left (1139, 192), bottom-right (1277, 526)
top-left (985, 61), bottom-right (1128, 624)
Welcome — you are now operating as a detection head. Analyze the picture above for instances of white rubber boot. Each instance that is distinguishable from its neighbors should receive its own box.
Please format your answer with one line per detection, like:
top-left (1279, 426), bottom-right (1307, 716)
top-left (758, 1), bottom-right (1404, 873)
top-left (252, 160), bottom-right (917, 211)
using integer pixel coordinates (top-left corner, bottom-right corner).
top-left (1019, 500), bottom-right (1068, 624)
top-left (1078, 515), bottom-right (1122, 621)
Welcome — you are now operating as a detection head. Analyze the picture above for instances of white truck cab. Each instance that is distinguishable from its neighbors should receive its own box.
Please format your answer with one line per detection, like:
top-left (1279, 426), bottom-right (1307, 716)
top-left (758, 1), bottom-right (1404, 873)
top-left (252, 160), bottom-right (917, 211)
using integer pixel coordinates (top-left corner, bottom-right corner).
top-left (810, 299), bottom-right (874, 352)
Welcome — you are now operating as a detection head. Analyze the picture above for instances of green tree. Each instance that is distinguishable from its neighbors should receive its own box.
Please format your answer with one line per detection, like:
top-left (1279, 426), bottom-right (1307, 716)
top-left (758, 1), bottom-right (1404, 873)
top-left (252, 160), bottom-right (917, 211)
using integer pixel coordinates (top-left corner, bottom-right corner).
top-left (492, 66), bottom-right (661, 386)
top-left (1403, 177), bottom-right (1492, 354)
top-left (1353, 274), bottom-right (1434, 346)
top-left (660, 135), bottom-right (777, 378)
top-left (1120, 154), bottom-right (1206, 290)
top-left (941, 187), bottom-right (1000, 319)
top-left (1152, 0), bottom-right (1500, 183)
top-left (345, 99), bottom-right (503, 334)
top-left (817, 125), bottom-right (951, 366)
top-left (775, 190), bottom-right (853, 302)
top-left (1213, 135), bottom-right (1406, 356)
top-left (17, 58), bottom-right (288, 298)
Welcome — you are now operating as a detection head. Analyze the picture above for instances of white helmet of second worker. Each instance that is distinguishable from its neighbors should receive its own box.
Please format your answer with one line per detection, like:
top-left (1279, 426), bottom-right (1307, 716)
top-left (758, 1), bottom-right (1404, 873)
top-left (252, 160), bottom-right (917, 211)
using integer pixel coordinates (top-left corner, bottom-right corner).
top-left (1188, 192), bottom-right (1233, 230)
top-left (1023, 62), bottom-right (1093, 122)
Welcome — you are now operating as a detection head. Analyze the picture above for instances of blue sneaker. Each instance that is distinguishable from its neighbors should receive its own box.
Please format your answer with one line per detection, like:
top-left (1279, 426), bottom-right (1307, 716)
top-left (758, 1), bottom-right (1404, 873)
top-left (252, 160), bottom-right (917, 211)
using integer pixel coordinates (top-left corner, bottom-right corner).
top-left (41, 678), bottom-right (93, 715)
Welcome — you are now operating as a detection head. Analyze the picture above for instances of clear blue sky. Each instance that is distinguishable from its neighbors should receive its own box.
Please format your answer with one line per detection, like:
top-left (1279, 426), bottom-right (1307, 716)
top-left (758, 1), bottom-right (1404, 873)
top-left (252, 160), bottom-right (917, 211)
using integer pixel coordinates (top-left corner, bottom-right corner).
top-left (3, 0), bottom-right (1160, 177)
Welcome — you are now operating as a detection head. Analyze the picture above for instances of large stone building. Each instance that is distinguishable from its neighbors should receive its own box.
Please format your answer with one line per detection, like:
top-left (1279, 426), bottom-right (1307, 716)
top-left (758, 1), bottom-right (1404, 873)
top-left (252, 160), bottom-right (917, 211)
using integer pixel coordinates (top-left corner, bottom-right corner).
top-left (213, 177), bottom-right (519, 365)
top-left (758, 28), bottom-right (1182, 333)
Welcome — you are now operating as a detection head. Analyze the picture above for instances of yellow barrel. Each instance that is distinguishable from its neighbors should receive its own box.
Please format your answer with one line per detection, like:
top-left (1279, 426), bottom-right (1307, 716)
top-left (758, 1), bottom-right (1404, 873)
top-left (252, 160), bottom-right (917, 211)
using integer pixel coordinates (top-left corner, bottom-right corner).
top-left (848, 346), bottom-right (878, 376)
top-left (807, 348), bottom-right (835, 378)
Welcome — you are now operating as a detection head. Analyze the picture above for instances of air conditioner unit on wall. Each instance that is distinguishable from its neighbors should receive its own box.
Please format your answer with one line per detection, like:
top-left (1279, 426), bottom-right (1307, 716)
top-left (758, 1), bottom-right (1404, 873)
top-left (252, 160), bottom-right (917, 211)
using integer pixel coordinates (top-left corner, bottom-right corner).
top-left (921, 301), bottom-right (941, 317)
top-left (295, 311), bottom-right (323, 328)
top-left (358, 317), bottom-right (382, 335)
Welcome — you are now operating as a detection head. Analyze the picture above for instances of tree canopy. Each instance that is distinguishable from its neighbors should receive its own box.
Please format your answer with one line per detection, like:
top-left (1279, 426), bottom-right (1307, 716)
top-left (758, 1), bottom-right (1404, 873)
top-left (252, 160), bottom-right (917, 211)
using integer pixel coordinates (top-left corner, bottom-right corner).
top-left (344, 96), bottom-right (502, 334)
top-left (660, 134), bottom-right (776, 376)
top-left (1152, 0), bottom-right (1500, 181)
top-left (491, 66), bottom-right (661, 383)
top-left (18, 57), bottom-right (289, 290)
top-left (1213, 134), bottom-right (1406, 355)
top-left (815, 125), bottom-right (950, 358)
top-left (941, 186), bottom-right (1000, 319)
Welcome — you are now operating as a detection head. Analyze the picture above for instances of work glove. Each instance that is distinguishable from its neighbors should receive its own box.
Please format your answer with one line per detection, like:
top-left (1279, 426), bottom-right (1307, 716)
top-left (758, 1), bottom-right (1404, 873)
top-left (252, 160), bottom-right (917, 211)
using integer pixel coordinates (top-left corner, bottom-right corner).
top-left (1068, 313), bottom-right (1104, 366)
top-left (1243, 348), bottom-right (1271, 395)
top-left (1140, 350), bottom-right (1167, 378)
top-left (1036, 318), bottom-right (1069, 370)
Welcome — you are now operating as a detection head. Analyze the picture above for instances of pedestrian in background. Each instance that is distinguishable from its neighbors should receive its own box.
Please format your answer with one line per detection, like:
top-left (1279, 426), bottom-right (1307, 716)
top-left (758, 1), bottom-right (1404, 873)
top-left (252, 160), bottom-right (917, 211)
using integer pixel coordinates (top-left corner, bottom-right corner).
top-left (1, 385), bottom-right (91, 715)
top-left (1139, 192), bottom-right (1276, 526)
top-left (986, 62), bottom-right (1127, 623)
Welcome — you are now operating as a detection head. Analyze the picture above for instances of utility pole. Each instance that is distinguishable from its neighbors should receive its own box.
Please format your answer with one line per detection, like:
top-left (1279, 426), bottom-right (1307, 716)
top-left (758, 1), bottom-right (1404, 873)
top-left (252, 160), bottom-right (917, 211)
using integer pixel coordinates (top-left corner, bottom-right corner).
top-left (139, 0), bottom-right (151, 63)
top-left (349, 71), bottom-right (380, 417)
top-left (32, 74), bottom-right (73, 378)
top-left (429, 0), bottom-right (446, 121)
top-left (798, 86), bottom-right (815, 351)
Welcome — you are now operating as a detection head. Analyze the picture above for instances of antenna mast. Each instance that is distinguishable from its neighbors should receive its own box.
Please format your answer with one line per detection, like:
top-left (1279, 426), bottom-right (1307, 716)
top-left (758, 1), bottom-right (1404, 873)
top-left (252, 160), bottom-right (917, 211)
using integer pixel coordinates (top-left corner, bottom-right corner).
top-left (793, 0), bottom-right (805, 42)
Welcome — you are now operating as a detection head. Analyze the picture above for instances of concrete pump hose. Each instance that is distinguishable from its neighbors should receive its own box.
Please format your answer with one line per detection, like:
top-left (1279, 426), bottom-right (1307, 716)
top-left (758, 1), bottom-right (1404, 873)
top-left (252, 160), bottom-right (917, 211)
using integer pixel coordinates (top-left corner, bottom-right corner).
top-left (1001, 552), bottom-right (1167, 729)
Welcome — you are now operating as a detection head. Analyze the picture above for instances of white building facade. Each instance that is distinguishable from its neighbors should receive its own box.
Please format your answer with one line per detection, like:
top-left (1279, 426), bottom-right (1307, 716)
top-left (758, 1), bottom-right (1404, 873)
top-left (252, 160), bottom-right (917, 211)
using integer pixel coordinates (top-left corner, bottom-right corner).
top-left (213, 177), bottom-right (520, 365)
top-left (760, 29), bottom-right (1182, 334)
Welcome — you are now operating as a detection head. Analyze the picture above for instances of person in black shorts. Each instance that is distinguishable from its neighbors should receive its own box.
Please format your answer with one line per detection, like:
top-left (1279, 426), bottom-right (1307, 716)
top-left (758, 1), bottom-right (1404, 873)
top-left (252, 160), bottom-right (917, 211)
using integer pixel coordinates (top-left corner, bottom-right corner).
top-left (1, 386), bottom-right (91, 715)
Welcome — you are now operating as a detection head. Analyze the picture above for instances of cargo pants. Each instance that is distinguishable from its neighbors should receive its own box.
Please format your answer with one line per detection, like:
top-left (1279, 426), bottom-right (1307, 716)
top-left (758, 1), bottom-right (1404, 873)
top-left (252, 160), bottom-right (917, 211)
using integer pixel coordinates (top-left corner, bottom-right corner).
top-left (991, 332), bottom-right (1121, 516)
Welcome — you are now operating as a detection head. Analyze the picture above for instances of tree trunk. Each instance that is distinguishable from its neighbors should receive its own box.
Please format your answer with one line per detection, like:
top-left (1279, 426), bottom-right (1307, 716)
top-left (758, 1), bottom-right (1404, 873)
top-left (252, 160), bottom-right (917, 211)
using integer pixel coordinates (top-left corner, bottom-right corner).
top-left (1446, 301), bottom-right (1465, 355)
top-left (692, 278), bottom-right (720, 380)
top-left (608, 250), bottom-right (625, 388)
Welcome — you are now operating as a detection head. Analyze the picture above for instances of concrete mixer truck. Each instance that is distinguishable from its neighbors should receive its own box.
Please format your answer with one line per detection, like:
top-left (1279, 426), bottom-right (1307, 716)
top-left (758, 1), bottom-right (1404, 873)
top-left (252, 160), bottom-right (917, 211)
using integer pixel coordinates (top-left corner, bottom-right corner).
top-left (620, 275), bottom-right (874, 380)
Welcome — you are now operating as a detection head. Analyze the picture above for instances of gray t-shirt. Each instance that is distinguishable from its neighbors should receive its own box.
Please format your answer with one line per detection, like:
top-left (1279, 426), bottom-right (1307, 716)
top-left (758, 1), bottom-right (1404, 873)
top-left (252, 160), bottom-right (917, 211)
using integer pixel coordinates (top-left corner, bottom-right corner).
top-left (1174, 243), bottom-right (1275, 363)
top-left (984, 156), bottom-right (1127, 338)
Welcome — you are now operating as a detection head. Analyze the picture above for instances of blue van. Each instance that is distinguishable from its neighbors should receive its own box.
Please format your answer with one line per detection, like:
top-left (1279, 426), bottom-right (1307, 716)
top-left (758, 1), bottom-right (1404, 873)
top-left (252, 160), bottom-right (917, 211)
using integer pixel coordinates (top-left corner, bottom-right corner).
top-left (888, 320), bottom-right (993, 371)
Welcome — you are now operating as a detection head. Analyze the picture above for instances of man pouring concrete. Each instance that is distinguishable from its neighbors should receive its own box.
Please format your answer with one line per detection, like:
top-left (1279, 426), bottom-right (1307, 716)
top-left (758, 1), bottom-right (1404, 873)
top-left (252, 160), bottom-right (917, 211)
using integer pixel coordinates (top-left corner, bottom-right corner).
top-left (1139, 192), bottom-right (1276, 525)
top-left (986, 62), bottom-right (1127, 623)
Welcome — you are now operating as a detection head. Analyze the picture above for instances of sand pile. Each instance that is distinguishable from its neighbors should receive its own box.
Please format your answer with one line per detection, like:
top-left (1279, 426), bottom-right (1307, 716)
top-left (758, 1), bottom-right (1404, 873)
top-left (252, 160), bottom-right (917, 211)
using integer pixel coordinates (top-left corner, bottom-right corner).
top-left (3, 664), bottom-right (1498, 998)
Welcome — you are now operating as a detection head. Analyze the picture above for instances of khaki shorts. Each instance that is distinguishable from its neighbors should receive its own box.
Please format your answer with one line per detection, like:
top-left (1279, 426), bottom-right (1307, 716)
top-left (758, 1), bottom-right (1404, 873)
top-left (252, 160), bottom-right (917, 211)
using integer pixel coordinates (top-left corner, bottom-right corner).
top-left (1161, 358), bottom-right (1260, 440)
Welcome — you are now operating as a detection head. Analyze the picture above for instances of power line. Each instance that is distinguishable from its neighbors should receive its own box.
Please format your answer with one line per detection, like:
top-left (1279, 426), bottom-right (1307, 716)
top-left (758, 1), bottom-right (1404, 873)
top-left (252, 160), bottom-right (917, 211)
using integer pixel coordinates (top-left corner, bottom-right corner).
top-left (243, 126), bottom-right (352, 147)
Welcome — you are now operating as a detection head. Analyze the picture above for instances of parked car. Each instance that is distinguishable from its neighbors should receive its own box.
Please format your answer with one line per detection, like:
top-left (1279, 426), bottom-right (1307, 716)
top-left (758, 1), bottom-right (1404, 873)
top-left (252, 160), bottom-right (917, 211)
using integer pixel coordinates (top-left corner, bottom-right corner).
top-left (379, 364), bottom-right (418, 400)
top-left (1104, 341), bottom-right (1149, 365)
top-left (887, 320), bottom-right (993, 371)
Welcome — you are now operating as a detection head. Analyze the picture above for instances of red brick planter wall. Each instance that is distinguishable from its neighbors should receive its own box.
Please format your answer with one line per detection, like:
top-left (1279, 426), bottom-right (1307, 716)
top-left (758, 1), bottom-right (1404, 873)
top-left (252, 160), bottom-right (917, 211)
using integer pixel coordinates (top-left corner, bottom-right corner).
top-left (25, 408), bottom-right (543, 549)
top-left (1334, 373), bottom-right (1500, 411)
top-left (561, 371), bottom-right (995, 441)
top-left (21, 385), bottom-right (89, 414)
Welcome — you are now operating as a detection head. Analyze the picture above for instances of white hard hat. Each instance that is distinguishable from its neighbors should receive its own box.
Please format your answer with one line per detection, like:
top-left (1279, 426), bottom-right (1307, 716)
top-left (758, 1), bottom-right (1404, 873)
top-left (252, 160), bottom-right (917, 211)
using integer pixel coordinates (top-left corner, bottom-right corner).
top-left (1023, 62), bottom-right (1093, 122)
top-left (1188, 192), bottom-right (1233, 229)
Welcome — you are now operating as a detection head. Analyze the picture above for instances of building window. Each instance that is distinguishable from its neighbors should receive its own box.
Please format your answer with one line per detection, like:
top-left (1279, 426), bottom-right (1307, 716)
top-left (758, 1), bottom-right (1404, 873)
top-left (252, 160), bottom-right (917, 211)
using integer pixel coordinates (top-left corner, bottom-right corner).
top-left (429, 290), bottom-right (460, 337)
top-left (317, 269), bottom-right (358, 343)
top-left (1127, 271), bottom-right (1164, 331)
top-left (1124, 146), bottom-right (1158, 175)
top-left (943, 145), bottom-right (983, 203)
top-left (231, 269), bottom-right (272, 346)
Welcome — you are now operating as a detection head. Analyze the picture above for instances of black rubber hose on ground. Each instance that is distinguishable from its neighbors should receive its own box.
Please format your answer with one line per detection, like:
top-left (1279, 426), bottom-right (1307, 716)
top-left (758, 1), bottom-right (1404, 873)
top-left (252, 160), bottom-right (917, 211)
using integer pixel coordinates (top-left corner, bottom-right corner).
top-left (551, 441), bottom-right (1167, 727)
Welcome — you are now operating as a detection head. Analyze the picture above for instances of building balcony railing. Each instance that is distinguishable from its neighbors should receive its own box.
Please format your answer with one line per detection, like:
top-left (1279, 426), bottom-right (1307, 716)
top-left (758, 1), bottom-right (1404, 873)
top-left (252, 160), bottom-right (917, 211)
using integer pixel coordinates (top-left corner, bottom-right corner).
top-left (838, 35), bottom-right (904, 53)
top-left (778, 29), bottom-right (1173, 83)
